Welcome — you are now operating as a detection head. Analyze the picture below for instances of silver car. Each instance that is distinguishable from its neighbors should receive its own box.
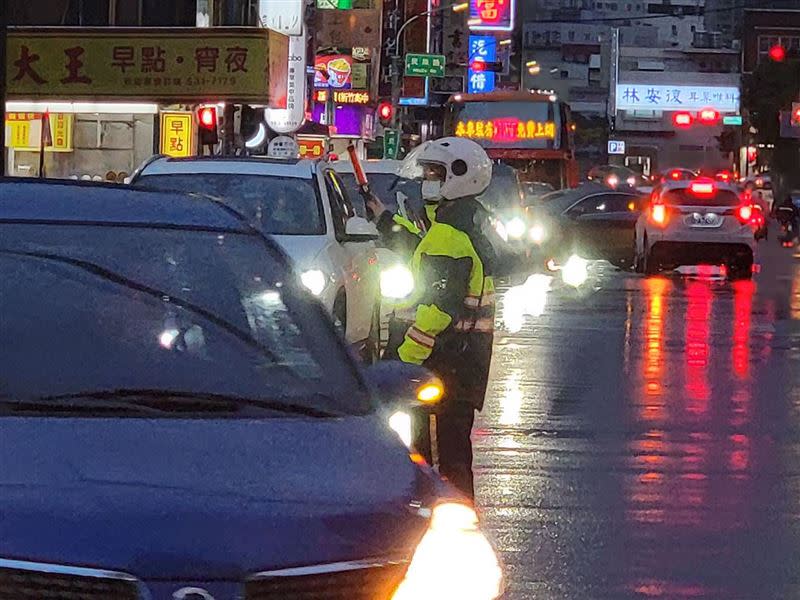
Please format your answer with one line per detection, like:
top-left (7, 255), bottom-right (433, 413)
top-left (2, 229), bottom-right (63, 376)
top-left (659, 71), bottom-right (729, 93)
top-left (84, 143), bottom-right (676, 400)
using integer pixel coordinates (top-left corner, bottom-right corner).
top-left (634, 178), bottom-right (757, 279)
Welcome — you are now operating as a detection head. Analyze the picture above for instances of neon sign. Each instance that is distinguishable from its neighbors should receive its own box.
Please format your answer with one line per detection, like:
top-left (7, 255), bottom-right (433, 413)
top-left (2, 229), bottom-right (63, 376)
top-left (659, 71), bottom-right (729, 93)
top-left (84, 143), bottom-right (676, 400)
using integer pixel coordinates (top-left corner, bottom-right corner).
top-left (314, 89), bottom-right (370, 104)
top-left (469, 0), bottom-right (514, 31)
top-left (455, 119), bottom-right (555, 141)
top-left (468, 35), bottom-right (496, 94)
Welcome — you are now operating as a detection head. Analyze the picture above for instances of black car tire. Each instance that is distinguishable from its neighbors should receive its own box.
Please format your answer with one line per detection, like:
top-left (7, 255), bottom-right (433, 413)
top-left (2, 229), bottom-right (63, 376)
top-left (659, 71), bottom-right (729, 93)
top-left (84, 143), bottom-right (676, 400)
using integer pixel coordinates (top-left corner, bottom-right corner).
top-left (643, 241), bottom-right (660, 276)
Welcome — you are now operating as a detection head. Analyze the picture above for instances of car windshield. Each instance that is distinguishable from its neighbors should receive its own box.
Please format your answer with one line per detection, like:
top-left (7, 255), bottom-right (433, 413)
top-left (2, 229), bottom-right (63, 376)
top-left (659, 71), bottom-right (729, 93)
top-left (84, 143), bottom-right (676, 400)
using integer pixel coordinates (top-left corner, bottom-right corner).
top-left (479, 166), bottom-right (524, 213)
top-left (0, 223), bottom-right (368, 415)
top-left (134, 174), bottom-right (325, 236)
top-left (663, 188), bottom-right (741, 207)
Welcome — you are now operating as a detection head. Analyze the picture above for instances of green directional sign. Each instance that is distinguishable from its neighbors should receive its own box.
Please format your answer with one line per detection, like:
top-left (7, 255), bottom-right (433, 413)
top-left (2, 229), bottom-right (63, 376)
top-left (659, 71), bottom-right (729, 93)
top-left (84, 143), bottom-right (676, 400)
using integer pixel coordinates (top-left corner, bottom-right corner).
top-left (723, 115), bottom-right (743, 126)
top-left (405, 53), bottom-right (446, 78)
top-left (383, 128), bottom-right (400, 159)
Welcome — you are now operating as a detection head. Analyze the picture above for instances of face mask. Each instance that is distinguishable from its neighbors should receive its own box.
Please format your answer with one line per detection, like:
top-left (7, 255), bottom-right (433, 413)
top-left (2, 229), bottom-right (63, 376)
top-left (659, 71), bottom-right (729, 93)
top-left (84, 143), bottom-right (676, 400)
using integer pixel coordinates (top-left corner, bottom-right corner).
top-left (421, 180), bottom-right (442, 201)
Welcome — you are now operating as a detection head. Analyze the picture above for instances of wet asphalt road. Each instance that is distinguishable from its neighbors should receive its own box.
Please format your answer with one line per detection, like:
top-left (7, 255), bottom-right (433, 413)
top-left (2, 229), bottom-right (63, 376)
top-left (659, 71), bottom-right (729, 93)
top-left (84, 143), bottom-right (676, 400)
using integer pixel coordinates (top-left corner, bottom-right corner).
top-left (475, 241), bottom-right (800, 599)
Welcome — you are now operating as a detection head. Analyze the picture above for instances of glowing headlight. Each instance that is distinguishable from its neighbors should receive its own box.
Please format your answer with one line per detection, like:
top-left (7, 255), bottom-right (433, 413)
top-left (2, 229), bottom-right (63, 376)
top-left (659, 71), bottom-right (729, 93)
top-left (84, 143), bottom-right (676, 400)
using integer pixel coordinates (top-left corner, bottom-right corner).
top-left (300, 269), bottom-right (327, 296)
top-left (380, 264), bottom-right (415, 299)
top-left (392, 503), bottom-right (503, 600)
top-left (529, 223), bottom-right (546, 244)
top-left (505, 217), bottom-right (527, 240)
top-left (561, 254), bottom-right (588, 288)
top-left (389, 410), bottom-right (413, 448)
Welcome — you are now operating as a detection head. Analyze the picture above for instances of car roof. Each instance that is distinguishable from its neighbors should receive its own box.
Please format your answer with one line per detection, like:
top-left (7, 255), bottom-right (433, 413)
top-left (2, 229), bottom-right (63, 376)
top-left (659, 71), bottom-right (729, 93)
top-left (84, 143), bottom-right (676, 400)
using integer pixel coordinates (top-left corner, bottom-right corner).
top-left (333, 160), bottom-right (402, 175)
top-left (138, 156), bottom-right (317, 179)
top-left (0, 178), bottom-right (251, 231)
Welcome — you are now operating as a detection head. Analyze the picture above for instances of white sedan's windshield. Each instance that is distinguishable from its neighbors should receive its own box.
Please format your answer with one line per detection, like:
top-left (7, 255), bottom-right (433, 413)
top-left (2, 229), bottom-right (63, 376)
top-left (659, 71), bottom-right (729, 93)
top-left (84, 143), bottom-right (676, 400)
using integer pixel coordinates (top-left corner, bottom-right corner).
top-left (135, 174), bottom-right (325, 236)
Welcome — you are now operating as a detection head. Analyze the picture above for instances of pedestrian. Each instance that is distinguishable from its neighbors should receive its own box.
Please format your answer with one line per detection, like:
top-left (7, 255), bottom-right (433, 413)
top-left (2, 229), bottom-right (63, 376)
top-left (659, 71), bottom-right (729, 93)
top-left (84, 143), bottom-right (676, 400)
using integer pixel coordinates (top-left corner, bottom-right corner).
top-left (383, 137), bottom-right (497, 498)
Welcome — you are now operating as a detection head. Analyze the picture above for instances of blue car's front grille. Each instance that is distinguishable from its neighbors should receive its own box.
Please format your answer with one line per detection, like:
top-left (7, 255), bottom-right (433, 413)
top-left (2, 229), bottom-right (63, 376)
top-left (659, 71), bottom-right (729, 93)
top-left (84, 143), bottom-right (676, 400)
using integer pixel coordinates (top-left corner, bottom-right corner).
top-left (245, 560), bottom-right (409, 600)
top-left (0, 562), bottom-right (141, 600)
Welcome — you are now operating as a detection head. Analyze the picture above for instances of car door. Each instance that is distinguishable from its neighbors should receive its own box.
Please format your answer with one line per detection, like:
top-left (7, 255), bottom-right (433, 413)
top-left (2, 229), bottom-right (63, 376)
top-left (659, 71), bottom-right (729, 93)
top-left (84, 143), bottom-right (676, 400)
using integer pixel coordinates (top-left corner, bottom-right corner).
top-left (565, 193), bottom-right (641, 263)
top-left (323, 169), bottom-right (377, 342)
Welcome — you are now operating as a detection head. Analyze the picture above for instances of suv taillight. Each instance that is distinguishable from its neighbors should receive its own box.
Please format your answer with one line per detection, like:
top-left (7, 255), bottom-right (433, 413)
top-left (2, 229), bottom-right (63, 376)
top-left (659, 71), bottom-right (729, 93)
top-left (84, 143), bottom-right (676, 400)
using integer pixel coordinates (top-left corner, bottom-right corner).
top-left (650, 203), bottom-right (668, 226)
top-left (737, 204), bottom-right (754, 224)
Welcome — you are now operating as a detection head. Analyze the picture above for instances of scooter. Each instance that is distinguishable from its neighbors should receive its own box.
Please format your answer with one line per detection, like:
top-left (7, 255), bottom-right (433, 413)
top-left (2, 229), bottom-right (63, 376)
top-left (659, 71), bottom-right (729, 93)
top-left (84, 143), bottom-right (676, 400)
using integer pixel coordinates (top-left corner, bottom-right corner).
top-left (776, 207), bottom-right (798, 248)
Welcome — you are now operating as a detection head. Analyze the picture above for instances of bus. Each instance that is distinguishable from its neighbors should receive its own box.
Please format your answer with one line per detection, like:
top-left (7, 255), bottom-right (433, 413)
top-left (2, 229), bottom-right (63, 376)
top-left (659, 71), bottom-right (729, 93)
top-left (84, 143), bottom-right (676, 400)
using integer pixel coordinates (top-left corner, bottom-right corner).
top-left (446, 91), bottom-right (579, 190)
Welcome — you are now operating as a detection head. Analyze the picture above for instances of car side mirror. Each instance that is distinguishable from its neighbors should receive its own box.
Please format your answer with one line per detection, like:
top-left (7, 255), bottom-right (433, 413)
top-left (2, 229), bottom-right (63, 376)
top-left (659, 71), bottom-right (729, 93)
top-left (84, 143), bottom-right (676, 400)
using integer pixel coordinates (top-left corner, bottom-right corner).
top-left (363, 360), bottom-right (444, 410)
top-left (344, 216), bottom-right (379, 242)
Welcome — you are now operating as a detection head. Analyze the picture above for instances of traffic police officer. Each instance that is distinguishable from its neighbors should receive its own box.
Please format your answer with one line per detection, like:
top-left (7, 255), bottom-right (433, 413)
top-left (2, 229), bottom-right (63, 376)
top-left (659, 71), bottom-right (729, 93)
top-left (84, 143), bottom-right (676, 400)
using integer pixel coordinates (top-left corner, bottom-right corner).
top-left (384, 137), bottom-right (497, 498)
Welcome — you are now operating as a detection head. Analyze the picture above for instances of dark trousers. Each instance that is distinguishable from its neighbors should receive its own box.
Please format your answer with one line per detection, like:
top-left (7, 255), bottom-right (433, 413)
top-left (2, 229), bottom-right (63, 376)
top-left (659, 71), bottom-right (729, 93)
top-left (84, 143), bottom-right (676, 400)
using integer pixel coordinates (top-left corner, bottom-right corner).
top-left (412, 400), bottom-right (477, 499)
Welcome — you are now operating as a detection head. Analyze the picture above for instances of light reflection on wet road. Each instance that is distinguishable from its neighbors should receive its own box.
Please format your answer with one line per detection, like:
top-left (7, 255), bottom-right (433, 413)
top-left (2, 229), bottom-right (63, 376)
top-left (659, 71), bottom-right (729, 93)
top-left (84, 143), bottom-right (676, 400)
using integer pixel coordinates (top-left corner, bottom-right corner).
top-left (475, 244), bottom-right (800, 599)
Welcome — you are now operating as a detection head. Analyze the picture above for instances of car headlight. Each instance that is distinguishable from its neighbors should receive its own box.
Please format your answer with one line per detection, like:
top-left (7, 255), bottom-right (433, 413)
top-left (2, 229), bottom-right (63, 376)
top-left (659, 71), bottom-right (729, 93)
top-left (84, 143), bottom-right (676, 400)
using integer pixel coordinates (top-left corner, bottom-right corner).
top-left (505, 217), bottom-right (527, 240)
top-left (300, 269), bottom-right (327, 296)
top-left (529, 223), bottom-right (546, 244)
top-left (389, 410), bottom-right (413, 448)
top-left (561, 254), bottom-right (588, 288)
top-left (392, 503), bottom-right (503, 600)
top-left (381, 264), bottom-right (415, 299)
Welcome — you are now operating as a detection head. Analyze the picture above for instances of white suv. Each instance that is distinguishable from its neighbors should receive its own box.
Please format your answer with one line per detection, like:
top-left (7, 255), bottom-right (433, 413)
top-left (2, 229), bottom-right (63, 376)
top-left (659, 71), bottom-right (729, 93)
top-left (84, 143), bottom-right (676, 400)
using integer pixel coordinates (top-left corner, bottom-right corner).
top-left (634, 178), bottom-right (757, 279)
top-left (131, 157), bottom-right (381, 358)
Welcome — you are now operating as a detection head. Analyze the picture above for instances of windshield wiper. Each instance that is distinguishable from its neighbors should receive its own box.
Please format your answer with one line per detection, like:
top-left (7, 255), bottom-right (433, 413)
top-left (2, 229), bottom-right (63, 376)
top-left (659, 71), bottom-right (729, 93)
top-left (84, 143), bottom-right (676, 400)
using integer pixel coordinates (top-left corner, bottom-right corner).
top-left (0, 249), bottom-right (282, 365)
top-left (35, 389), bottom-right (342, 418)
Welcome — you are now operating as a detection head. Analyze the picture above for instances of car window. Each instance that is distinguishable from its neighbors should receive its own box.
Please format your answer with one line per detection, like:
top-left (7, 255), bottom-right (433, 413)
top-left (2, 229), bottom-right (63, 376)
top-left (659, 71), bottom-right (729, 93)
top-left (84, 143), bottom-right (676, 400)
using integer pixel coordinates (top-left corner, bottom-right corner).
top-left (662, 188), bottom-right (741, 207)
top-left (339, 172), bottom-right (405, 217)
top-left (568, 193), bottom-right (629, 216)
top-left (134, 174), bottom-right (325, 236)
top-left (0, 224), bottom-right (369, 415)
top-left (324, 170), bottom-right (356, 237)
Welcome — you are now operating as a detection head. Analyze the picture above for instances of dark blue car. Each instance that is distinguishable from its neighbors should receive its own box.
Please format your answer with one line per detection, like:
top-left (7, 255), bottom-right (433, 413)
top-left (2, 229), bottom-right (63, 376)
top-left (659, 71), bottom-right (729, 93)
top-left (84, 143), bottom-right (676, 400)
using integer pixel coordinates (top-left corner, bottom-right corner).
top-left (0, 179), bottom-right (502, 600)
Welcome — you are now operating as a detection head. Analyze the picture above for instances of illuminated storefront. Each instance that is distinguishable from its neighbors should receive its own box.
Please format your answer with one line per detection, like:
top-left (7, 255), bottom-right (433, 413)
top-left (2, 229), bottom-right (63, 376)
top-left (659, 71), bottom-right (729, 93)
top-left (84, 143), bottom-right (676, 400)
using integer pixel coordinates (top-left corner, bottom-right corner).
top-left (5, 27), bottom-right (269, 178)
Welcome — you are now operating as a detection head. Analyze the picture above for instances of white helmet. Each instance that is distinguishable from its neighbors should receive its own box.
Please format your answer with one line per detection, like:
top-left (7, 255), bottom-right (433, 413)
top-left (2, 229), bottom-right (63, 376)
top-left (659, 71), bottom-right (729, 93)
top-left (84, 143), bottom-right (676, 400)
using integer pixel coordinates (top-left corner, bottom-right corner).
top-left (400, 137), bottom-right (492, 201)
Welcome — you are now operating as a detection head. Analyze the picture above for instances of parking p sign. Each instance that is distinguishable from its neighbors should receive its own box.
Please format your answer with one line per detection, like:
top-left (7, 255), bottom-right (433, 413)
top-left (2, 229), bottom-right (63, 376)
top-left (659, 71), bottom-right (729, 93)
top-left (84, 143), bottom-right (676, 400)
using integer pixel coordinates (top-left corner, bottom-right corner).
top-left (607, 140), bottom-right (625, 155)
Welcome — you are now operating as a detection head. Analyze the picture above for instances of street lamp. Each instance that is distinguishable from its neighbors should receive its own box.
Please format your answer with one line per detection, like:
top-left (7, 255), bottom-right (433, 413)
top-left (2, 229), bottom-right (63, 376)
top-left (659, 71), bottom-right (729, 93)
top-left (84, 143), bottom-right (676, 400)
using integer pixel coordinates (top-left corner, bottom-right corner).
top-left (390, 2), bottom-right (469, 128)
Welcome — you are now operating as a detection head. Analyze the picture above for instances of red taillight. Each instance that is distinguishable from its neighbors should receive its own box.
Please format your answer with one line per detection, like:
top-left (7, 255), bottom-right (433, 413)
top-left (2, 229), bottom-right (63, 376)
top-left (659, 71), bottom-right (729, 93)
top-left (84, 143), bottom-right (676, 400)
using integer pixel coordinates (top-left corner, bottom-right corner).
top-left (690, 181), bottom-right (715, 196)
top-left (698, 108), bottom-right (720, 125)
top-left (716, 170), bottom-right (732, 183)
top-left (673, 112), bottom-right (693, 127)
top-left (737, 204), bottom-right (753, 224)
top-left (670, 169), bottom-right (683, 180)
top-left (651, 203), bottom-right (667, 226)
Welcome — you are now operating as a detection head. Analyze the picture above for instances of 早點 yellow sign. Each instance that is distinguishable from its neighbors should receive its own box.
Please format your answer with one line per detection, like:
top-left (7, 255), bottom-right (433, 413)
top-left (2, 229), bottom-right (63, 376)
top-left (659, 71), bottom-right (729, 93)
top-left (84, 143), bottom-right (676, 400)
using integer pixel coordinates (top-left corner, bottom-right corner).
top-left (160, 112), bottom-right (194, 157)
top-left (7, 28), bottom-right (270, 102)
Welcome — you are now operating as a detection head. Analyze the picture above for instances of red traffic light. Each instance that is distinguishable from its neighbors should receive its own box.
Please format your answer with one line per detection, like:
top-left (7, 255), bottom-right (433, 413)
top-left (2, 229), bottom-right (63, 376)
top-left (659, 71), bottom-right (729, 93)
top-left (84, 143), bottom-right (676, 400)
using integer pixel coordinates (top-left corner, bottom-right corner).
top-left (198, 106), bottom-right (217, 129)
top-left (470, 59), bottom-right (486, 72)
top-left (769, 44), bottom-right (786, 62)
top-left (698, 108), bottom-right (720, 125)
top-left (377, 101), bottom-right (394, 124)
top-left (673, 112), bottom-right (693, 127)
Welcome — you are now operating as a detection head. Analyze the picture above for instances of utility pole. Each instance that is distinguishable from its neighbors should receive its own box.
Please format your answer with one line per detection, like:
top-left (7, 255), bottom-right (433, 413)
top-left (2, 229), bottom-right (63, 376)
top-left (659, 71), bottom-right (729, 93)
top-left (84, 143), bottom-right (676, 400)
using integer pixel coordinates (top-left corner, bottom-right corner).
top-left (1, 1), bottom-right (7, 177)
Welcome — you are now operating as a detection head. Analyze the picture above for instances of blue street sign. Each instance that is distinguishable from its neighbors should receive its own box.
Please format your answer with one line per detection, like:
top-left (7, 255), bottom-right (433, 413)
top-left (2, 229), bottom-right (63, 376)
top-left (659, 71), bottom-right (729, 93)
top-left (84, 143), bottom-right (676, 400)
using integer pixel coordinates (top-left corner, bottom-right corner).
top-left (468, 35), bottom-right (496, 94)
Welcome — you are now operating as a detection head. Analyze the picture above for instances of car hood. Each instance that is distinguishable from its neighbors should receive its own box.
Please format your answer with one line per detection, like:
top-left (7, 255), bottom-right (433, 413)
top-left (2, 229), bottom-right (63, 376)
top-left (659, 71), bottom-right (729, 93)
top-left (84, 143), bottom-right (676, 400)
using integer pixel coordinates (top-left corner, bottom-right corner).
top-left (0, 415), bottom-right (435, 580)
top-left (271, 235), bottom-right (330, 272)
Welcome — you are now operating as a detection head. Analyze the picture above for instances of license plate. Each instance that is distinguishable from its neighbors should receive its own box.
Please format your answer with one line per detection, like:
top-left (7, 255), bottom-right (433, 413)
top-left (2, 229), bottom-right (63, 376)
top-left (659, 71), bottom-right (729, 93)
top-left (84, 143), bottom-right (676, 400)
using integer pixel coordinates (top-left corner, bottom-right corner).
top-left (688, 212), bottom-right (723, 228)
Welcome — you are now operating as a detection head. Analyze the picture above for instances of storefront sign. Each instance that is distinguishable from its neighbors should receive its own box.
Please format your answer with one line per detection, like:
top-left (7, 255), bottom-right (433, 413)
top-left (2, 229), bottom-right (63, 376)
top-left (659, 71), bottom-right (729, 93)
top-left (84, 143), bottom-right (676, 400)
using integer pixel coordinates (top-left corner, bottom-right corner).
top-left (314, 55), bottom-right (353, 89)
top-left (404, 54), bottom-right (446, 78)
top-left (4, 112), bottom-right (73, 151)
top-left (159, 112), bottom-right (193, 157)
top-left (259, 0), bottom-right (302, 36)
top-left (469, 0), bottom-right (514, 32)
top-left (455, 119), bottom-right (555, 141)
top-left (314, 89), bottom-right (371, 104)
top-left (298, 136), bottom-right (327, 158)
top-left (265, 28), bottom-right (307, 134)
top-left (468, 35), bottom-right (496, 93)
top-left (615, 84), bottom-right (740, 112)
top-left (268, 135), bottom-right (300, 158)
top-left (7, 28), bottom-right (270, 102)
